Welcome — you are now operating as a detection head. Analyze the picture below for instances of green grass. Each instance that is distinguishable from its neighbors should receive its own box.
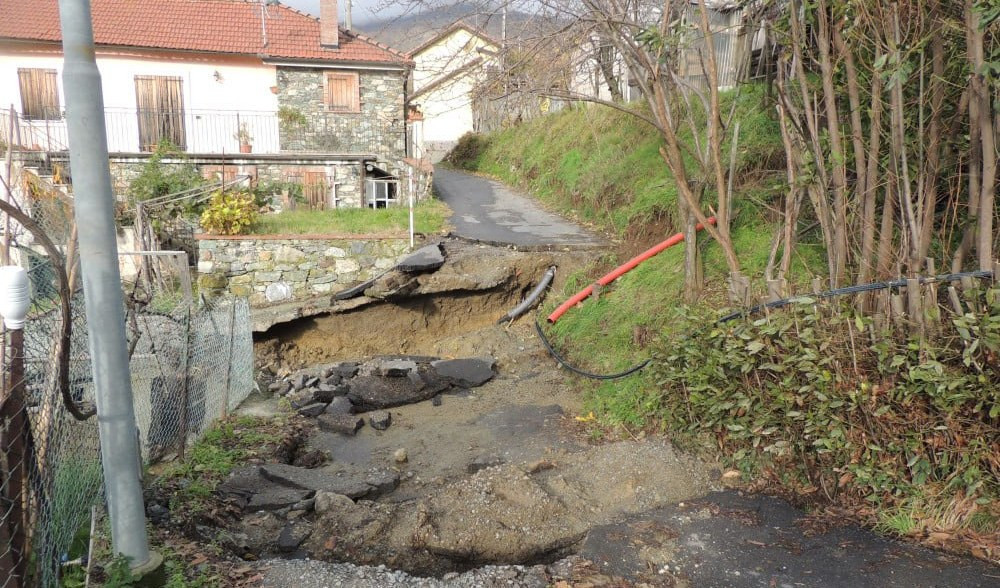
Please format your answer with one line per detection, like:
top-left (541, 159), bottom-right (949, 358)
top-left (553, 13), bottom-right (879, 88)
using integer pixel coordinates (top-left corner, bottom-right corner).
top-left (463, 85), bottom-right (783, 239)
top-left (455, 84), bottom-right (833, 428)
top-left (250, 199), bottom-right (451, 235)
top-left (159, 415), bottom-right (282, 511)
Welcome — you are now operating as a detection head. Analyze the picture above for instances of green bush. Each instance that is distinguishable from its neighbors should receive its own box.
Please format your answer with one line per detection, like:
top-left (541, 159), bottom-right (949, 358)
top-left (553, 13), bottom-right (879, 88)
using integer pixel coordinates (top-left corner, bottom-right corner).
top-left (250, 179), bottom-right (304, 208)
top-left (128, 140), bottom-right (205, 203)
top-left (199, 190), bottom-right (258, 235)
top-left (443, 132), bottom-right (492, 170)
top-left (646, 289), bottom-right (1000, 533)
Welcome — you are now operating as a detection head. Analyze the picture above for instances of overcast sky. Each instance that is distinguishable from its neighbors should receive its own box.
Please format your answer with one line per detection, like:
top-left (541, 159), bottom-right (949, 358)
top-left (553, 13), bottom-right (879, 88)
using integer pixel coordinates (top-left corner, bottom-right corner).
top-left (282, 0), bottom-right (408, 25)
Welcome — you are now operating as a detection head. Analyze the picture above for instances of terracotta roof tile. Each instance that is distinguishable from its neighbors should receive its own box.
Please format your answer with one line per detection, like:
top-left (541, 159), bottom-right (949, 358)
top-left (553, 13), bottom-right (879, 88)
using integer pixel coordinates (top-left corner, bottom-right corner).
top-left (0, 0), bottom-right (411, 65)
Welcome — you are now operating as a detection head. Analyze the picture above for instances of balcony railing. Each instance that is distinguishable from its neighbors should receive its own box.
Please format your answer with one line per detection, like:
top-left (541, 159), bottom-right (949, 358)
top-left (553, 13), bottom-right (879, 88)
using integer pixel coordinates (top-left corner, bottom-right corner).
top-left (0, 108), bottom-right (406, 157)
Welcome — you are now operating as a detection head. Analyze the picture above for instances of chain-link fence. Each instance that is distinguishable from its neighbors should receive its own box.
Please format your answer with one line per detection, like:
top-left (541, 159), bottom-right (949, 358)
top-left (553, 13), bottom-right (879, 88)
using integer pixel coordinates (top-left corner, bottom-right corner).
top-left (1, 166), bottom-right (255, 587)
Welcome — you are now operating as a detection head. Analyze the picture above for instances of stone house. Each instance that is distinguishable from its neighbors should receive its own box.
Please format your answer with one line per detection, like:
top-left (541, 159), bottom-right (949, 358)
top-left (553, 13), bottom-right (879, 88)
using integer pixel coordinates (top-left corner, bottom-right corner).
top-left (0, 0), bottom-right (416, 208)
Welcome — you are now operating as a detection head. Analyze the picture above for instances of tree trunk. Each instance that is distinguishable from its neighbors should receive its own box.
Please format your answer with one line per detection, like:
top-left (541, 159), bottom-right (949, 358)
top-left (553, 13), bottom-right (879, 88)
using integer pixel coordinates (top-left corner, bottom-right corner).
top-left (857, 55), bottom-right (884, 285)
top-left (968, 2), bottom-right (997, 269)
top-left (816, 0), bottom-right (849, 285)
top-left (594, 34), bottom-right (624, 102)
top-left (917, 12), bottom-right (945, 265)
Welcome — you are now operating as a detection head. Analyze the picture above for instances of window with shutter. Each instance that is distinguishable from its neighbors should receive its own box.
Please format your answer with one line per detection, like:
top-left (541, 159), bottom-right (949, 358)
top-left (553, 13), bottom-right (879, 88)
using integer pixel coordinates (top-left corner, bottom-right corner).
top-left (325, 72), bottom-right (360, 113)
top-left (18, 68), bottom-right (60, 120)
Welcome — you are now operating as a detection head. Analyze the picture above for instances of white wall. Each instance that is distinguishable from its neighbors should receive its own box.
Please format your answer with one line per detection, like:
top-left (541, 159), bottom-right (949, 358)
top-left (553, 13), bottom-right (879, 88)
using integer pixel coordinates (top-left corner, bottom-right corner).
top-left (0, 42), bottom-right (279, 153)
top-left (411, 29), bottom-right (497, 160)
top-left (412, 28), bottom-right (495, 90)
top-left (568, 39), bottom-right (636, 103)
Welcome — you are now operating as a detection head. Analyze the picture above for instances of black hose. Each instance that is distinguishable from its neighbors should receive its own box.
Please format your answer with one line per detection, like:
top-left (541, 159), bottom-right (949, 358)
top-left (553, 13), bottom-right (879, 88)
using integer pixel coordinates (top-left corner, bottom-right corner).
top-left (535, 269), bottom-right (995, 380)
top-left (498, 266), bottom-right (556, 324)
top-left (534, 319), bottom-right (652, 380)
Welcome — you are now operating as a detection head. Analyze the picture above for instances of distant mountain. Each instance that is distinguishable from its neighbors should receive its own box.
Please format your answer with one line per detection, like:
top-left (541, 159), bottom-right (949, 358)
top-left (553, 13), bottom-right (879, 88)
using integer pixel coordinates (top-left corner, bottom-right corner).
top-left (356, 2), bottom-right (560, 53)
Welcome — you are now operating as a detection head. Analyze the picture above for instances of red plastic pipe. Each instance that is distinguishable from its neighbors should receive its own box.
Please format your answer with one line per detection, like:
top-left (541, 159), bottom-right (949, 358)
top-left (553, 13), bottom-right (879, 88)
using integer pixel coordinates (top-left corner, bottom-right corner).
top-left (547, 217), bottom-right (716, 323)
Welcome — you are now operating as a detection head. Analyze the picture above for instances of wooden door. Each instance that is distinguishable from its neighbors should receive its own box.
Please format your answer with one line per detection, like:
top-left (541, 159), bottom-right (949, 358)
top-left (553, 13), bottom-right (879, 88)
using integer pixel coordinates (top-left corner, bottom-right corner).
top-left (304, 171), bottom-right (329, 210)
top-left (135, 76), bottom-right (186, 151)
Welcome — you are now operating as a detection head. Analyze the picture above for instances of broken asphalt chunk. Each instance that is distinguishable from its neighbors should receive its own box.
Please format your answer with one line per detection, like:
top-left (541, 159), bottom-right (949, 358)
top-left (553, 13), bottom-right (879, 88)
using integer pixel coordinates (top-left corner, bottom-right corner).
top-left (395, 243), bottom-right (445, 272)
top-left (368, 410), bottom-right (392, 431)
top-left (317, 413), bottom-right (365, 436)
top-left (431, 357), bottom-right (496, 388)
top-left (324, 396), bottom-right (354, 416)
top-left (260, 464), bottom-right (371, 498)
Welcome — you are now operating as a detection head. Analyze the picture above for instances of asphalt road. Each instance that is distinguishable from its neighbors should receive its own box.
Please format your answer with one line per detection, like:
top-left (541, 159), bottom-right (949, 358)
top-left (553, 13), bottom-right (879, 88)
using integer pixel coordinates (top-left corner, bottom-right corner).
top-left (433, 168), bottom-right (604, 248)
top-left (581, 491), bottom-right (1000, 587)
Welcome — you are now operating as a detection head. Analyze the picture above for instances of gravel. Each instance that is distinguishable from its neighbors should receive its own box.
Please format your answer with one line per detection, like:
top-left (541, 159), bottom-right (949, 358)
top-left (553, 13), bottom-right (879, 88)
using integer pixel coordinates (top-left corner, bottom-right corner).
top-left (259, 558), bottom-right (555, 587)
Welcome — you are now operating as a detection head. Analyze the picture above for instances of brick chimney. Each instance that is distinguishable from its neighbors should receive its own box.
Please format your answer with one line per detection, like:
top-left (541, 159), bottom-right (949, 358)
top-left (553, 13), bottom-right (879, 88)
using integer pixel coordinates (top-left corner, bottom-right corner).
top-left (320, 0), bottom-right (338, 48)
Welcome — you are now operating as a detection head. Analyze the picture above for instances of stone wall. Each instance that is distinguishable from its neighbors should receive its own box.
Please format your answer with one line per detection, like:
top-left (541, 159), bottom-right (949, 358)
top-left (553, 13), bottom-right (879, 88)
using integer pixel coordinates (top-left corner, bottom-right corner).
top-left (196, 236), bottom-right (412, 305)
top-left (276, 67), bottom-right (406, 157)
top-left (256, 161), bottom-right (364, 209)
top-left (109, 157), bottom-right (368, 209)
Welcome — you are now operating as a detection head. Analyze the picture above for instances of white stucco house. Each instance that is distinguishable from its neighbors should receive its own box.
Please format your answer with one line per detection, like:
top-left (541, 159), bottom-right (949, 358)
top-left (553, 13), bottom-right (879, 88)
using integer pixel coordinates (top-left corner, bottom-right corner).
top-left (0, 0), bottom-right (416, 208)
top-left (407, 21), bottom-right (500, 163)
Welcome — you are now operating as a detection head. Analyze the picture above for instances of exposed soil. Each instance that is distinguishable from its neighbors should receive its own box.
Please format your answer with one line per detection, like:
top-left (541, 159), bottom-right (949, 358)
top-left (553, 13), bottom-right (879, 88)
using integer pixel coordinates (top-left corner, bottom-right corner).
top-left (155, 241), bottom-right (999, 587)
top-left (253, 240), bottom-right (590, 373)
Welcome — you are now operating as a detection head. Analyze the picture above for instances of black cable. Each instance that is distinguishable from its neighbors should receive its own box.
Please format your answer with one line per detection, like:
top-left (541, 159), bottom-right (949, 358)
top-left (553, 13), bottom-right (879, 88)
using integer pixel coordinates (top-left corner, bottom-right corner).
top-left (534, 319), bottom-right (651, 380)
top-left (534, 270), bottom-right (995, 381)
top-left (717, 270), bottom-right (994, 323)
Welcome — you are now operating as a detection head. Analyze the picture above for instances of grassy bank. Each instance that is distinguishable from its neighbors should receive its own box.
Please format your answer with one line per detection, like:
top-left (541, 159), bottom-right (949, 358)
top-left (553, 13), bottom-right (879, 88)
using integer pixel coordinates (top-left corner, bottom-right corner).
top-left (450, 84), bottom-right (810, 406)
top-left (250, 200), bottom-right (450, 235)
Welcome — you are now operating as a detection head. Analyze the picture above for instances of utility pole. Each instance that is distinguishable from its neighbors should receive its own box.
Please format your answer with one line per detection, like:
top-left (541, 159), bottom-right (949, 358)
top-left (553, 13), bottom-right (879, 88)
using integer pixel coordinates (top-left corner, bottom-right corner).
top-left (56, 0), bottom-right (160, 576)
top-left (502, 5), bottom-right (507, 50)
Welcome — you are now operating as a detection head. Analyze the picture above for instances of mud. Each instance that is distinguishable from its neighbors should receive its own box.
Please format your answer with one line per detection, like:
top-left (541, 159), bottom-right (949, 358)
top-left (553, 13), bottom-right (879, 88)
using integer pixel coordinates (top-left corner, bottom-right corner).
top-left (238, 318), bottom-right (715, 575)
top-left (239, 241), bottom-right (722, 575)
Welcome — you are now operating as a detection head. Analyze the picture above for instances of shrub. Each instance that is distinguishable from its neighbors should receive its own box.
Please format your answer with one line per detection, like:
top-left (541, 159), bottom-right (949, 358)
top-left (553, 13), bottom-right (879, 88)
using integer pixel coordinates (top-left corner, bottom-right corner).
top-left (444, 132), bottom-right (492, 170)
top-left (647, 289), bottom-right (999, 535)
top-left (277, 106), bottom-right (307, 129)
top-left (128, 140), bottom-right (205, 204)
top-left (199, 190), bottom-right (258, 235)
top-left (251, 179), bottom-right (304, 208)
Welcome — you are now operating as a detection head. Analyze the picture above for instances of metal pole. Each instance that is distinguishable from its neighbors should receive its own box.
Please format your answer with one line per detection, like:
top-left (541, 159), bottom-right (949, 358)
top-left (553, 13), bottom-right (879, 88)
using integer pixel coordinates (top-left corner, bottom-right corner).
top-left (56, 0), bottom-right (155, 571)
top-left (408, 167), bottom-right (415, 248)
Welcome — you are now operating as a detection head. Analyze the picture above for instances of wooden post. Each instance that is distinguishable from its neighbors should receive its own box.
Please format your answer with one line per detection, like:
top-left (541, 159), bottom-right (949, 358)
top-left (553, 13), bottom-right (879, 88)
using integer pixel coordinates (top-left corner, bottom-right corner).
top-left (220, 302), bottom-right (236, 419)
top-left (890, 292), bottom-right (906, 332)
top-left (766, 278), bottom-right (785, 303)
top-left (906, 277), bottom-right (923, 336)
top-left (924, 258), bottom-right (939, 334)
top-left (175, 252), bottom-right (192, 305)
top-left (948, 285), bottom-right (964, 316)
top-left (960, 276), bottom-right (979, 313)
top-left (177, 306), bottom-right (193, 460)
top-left (728, 271), bottom-right (751, 307)
top-left (0, 328), bottom-right (29, 588)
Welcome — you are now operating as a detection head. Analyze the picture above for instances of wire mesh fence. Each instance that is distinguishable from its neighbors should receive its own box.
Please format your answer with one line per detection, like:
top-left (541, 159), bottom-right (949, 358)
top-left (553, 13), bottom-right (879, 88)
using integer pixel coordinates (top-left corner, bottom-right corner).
top-left (1, 242), bottom-right (254, 587)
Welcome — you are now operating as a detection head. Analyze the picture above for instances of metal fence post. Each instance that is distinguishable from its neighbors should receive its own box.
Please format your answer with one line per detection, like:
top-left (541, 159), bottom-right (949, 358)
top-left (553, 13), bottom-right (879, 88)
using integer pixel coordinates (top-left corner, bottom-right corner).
top-left (178, 306), bottom-right (193, 461)
top-left (56, 0), bottom-right (158, 574)
top-left (221, 302), bottom-right (236, 419)
top-left (0, 327), bottom-right (29, 588)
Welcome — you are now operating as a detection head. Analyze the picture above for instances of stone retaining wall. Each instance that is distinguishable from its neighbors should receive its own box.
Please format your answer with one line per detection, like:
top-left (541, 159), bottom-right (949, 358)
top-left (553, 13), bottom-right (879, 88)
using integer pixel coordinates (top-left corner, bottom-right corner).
top-left (197, 235), bottom-right (413, 305)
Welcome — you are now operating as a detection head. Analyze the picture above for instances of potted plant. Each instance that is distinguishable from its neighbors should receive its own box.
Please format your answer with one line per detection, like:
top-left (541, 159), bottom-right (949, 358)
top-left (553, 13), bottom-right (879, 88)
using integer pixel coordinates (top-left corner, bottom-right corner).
top-left (234, 123), bottom-right (253, 153)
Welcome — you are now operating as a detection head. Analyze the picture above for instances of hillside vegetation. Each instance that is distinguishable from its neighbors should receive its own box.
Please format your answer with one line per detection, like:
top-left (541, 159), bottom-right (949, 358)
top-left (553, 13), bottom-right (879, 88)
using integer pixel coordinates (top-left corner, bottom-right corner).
top-left (447, 93), bottom-right (1000, 562)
